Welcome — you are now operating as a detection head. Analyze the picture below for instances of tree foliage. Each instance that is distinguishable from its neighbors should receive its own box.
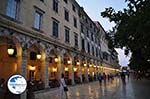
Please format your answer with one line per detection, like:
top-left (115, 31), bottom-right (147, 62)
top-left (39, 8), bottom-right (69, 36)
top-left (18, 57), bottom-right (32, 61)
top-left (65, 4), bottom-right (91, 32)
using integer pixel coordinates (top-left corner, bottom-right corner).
top-left (101, 0), bottom-right (150, 71)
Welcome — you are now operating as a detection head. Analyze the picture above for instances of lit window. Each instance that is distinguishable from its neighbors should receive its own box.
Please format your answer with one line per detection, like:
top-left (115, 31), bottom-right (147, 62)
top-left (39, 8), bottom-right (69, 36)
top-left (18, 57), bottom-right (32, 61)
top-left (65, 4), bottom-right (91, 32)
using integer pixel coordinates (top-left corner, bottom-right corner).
top-left (34, 11), bottom-right (42, 30)
top-left (6, 0), bottom-right (19, 19)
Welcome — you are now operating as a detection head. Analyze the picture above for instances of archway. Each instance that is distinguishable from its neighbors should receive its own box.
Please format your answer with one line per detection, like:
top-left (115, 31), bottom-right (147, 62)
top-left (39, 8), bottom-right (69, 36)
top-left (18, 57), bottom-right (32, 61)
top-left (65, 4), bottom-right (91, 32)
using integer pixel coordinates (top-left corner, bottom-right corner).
top-left (0, 36), bottom-right (22, 81)
top-left (48, 48), bottom-right (60, 88)
top-left (27, 44), bottom-right (45, 91)
top-left (63, 52), bottom-right (72, 85)
top-left (73, 56), bottom-right (81, 84)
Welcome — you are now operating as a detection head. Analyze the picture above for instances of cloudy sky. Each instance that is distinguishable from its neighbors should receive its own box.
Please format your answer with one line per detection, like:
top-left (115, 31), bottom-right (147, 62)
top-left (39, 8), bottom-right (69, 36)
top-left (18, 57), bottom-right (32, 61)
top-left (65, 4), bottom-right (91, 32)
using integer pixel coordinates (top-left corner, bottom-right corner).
top-left (76, 0), bottom-right (130, 66)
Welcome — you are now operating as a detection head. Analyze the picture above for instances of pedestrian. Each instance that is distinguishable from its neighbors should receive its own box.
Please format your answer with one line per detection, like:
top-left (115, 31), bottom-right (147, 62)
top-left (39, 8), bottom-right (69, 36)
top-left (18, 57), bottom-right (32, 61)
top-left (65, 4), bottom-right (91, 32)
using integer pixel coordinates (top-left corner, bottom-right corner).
top-left (98, 73), bottom-right (102, 86)
top-left (60, 73), bottom-right (68, 99)
top-left (121, 72), bottom-right (126, 84)
top-left (0, 78), bottom-right (6, 99)
top-left (103, 72), bottom-right (107, 85)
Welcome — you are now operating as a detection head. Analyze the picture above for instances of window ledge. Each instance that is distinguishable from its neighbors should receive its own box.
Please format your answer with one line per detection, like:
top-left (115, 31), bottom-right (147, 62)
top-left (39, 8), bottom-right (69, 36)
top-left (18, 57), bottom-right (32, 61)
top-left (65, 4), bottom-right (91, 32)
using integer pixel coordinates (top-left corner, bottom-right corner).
top-left (32, 27), bottom-right (44, 33)
top-left (1, 14), bottom-right (22, 24)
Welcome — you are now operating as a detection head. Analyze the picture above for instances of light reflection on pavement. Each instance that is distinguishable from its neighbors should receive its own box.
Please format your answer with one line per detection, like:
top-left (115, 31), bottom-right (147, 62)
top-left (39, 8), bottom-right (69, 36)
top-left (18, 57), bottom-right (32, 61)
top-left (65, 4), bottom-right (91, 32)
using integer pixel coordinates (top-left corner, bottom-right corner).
top-left (67, 78), bottom-right (135, 99)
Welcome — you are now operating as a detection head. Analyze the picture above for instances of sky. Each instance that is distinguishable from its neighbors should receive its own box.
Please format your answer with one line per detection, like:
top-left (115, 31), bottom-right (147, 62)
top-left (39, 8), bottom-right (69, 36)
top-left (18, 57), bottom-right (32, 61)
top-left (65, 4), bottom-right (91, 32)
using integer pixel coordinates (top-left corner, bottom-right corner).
top-left (76, 0), bottom-right (130, 66)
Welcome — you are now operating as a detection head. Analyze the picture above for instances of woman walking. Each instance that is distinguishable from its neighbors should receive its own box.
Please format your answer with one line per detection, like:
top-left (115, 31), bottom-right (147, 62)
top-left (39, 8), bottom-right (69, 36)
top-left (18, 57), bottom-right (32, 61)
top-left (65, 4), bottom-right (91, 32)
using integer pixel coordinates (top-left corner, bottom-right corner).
top-left (60, 73), bottom-right (68, 99)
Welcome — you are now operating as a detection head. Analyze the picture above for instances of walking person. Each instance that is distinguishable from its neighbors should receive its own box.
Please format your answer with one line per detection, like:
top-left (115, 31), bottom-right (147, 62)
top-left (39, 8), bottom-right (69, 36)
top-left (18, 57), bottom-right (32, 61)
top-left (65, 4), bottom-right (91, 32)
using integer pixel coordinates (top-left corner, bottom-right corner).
top-left (98, 73), bottom-right (102, 86)
top-left (103, 72), bottom-right (107, 85)
top-left (60, 73), bottom-right (68, 99)
top-left (0, 78), bottom-right (6, 99)
top-left (121, 72), bottom-right (126, 84)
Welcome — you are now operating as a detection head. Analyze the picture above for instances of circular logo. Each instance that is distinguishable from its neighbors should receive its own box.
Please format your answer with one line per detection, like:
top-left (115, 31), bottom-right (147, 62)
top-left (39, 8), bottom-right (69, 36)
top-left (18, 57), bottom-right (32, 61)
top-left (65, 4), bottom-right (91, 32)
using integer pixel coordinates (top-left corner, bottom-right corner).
top-left (7, 75), bottom-right (27, 94)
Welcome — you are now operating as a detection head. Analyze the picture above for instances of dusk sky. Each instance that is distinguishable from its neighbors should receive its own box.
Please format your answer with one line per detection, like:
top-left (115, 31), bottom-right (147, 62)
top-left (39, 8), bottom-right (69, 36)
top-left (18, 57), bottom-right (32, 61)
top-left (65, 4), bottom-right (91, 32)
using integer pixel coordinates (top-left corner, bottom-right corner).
top-left (76, 0), bottom-right (130, 66)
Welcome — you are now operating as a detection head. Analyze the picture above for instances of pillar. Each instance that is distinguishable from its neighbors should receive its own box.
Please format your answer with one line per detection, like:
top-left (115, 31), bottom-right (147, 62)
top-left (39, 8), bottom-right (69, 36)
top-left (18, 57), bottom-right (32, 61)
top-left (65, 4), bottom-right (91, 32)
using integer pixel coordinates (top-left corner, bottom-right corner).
top-left (20, 50), bottom-right (27, 99)
top-left (44, 58), bottom-right (49, 88)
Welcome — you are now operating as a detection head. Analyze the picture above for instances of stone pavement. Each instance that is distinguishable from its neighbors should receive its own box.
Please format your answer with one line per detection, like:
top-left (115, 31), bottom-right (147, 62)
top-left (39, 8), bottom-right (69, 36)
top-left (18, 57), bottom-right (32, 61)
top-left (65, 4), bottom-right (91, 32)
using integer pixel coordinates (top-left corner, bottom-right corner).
top-left (35, 77), bottom-right (150, 99)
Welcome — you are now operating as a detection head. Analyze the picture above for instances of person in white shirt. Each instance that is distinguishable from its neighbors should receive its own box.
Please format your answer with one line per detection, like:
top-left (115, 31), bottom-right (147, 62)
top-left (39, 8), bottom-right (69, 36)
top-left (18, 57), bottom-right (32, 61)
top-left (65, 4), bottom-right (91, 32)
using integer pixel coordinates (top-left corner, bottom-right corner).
top-left (60, 73), bottom-right (68, 99)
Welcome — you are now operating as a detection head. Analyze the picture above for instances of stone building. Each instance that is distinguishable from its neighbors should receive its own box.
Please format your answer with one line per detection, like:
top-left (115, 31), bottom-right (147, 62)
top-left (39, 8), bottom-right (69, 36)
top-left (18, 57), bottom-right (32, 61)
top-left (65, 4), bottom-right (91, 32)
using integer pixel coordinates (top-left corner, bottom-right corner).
top-left (0, 0), bottom-right (120, 98)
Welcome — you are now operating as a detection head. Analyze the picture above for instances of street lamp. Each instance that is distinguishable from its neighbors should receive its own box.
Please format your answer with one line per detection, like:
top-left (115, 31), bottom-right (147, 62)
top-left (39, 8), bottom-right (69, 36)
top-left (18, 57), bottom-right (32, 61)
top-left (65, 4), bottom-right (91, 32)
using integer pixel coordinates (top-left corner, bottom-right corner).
top-left (54, 57), bottom-right (59, 63)
top-left (52, 67), bottom-right (57, 72)
top-left (89, 64), bottom-right (92, 67)
top-left (73, 67), bottom-right (77, 72)
top-left (76, 61), bottom-right (80, 65)
top-left (7, 45), bottom-right (15, 55)
top-left (84, 63), bottom-right (87, 67)
top-left (36, 53), bottom-right (41, 59)
top-left (65, 67), bottom-right (69, 71)
top-left (67, 59), bottom-right (71, 64)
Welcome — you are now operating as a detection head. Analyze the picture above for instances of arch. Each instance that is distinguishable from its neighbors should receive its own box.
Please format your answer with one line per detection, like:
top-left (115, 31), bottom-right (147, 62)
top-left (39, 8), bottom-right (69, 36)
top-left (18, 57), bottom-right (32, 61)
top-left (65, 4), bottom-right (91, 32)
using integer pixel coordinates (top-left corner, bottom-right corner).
top-left (27, 43), bottom-right (45, 90)
top-left (0, 35), bottom-right (22, 81)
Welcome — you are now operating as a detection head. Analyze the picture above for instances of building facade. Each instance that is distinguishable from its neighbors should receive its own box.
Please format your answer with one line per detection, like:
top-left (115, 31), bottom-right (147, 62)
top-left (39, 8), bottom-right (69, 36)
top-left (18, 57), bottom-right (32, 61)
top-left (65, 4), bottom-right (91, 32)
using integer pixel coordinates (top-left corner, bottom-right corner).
top-left (0, 0), bottom-right (120, 99)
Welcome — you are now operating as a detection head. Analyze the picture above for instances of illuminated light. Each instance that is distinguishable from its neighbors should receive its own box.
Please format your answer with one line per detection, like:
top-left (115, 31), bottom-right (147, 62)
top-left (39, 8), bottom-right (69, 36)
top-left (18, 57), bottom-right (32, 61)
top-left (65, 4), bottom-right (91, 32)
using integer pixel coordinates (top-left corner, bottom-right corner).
top-left (89, 64), bottom-right (92, 67)
top-left (54, 57), bottom-right (59, 63)
top-left (73, 67), bottom-right (77, 72)
top-left (29, 65), bottom-right (36, 71)
top-left (7, 48), bottom-right (14, 55)
top-left (82, 68), bottom-right (84, 72)
top-left (67, 60), bottom-right (71, 64)
top-left (76, 61), bottom-right (80, 65)
top-left (94, 65), bottom-right (97, 68)
top-left (84, 63), bottom-right (87, 67)
top-left (65, 67), bottom-right (69, 71)
top-left (101, 67), bottom-right (117, 71)
top-left (36, 54), bottom-right (41, 59)
top-left (52, 67), bottom-right (57, 72)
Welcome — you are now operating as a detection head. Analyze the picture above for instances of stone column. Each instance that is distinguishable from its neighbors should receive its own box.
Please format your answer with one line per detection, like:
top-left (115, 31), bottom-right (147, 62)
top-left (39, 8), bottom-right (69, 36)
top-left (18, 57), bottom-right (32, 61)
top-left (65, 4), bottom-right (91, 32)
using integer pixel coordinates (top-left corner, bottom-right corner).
top-left (20, 50), bottom-right (27, 99)
top-left (85, 67), bottom-right (89, 82)
top-left (44, 57), bottom-right (50, 88)
top-left (55, 56), bottom-right (61, 80)
top-left (79, 64), bottom-right (83, 83)
top-left (71, 63), bottom-right (75, 85)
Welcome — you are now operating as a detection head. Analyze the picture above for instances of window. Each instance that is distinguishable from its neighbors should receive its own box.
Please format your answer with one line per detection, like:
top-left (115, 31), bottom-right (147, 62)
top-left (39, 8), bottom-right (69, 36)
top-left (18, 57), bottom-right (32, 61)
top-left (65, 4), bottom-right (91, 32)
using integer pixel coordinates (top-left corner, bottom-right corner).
top-left (64, 0), bottom-right (68, 3)
top-left (74, 33), bottom-right (78, 47)
top-left (81, 38), bottom-right (85, 51)
top-left (73, 17), bottom-right (77, 28)
top-left (72, 4), bottom-right (76, 12)
top-left (103, 52), bottom-right (108, 61)
top-left (6, 0), bottom-right (20, 19)
top-left (65, 27), bottom-right (70, 43)
top-left (96, 48), bottom-right (98, 57)
top-left (91, 33), bottom-right (94, 41)
top-left (64, 9), bottom-right (69, 21)
top-left (87, 42), bottom-right (90, 53)
top-left (92, 46), bottom-right (94, 56)
top-left (53, 0), bottom-right (58, 13)
top-left (81, 24), bottom-right (84, 33)
top-left (40, 0), bottom-right (44, 2)
top-left (86, 28), bottom-right (89, 37)
top-left (85, 18), bottom-right (88, 23)
top-left (34, 11), bottom-right (43, 30)
top-left (52, 19), bottom-right (59, 38)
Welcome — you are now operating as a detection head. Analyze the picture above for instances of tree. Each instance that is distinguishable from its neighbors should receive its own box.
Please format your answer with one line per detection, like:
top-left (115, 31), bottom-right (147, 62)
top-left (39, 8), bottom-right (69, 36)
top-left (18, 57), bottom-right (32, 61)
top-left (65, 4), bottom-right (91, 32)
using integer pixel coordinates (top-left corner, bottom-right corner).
top-left (101, 0), bottom-right (150, 71)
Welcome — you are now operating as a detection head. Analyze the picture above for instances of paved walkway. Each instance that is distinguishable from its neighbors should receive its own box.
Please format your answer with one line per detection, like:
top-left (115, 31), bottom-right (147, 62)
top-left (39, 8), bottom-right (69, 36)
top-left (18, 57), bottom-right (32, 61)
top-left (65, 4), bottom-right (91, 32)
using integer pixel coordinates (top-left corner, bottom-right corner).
top-left (66, 77), bottom-right (150, 99)
top-left (34, 77), bottom-right (150, 99)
